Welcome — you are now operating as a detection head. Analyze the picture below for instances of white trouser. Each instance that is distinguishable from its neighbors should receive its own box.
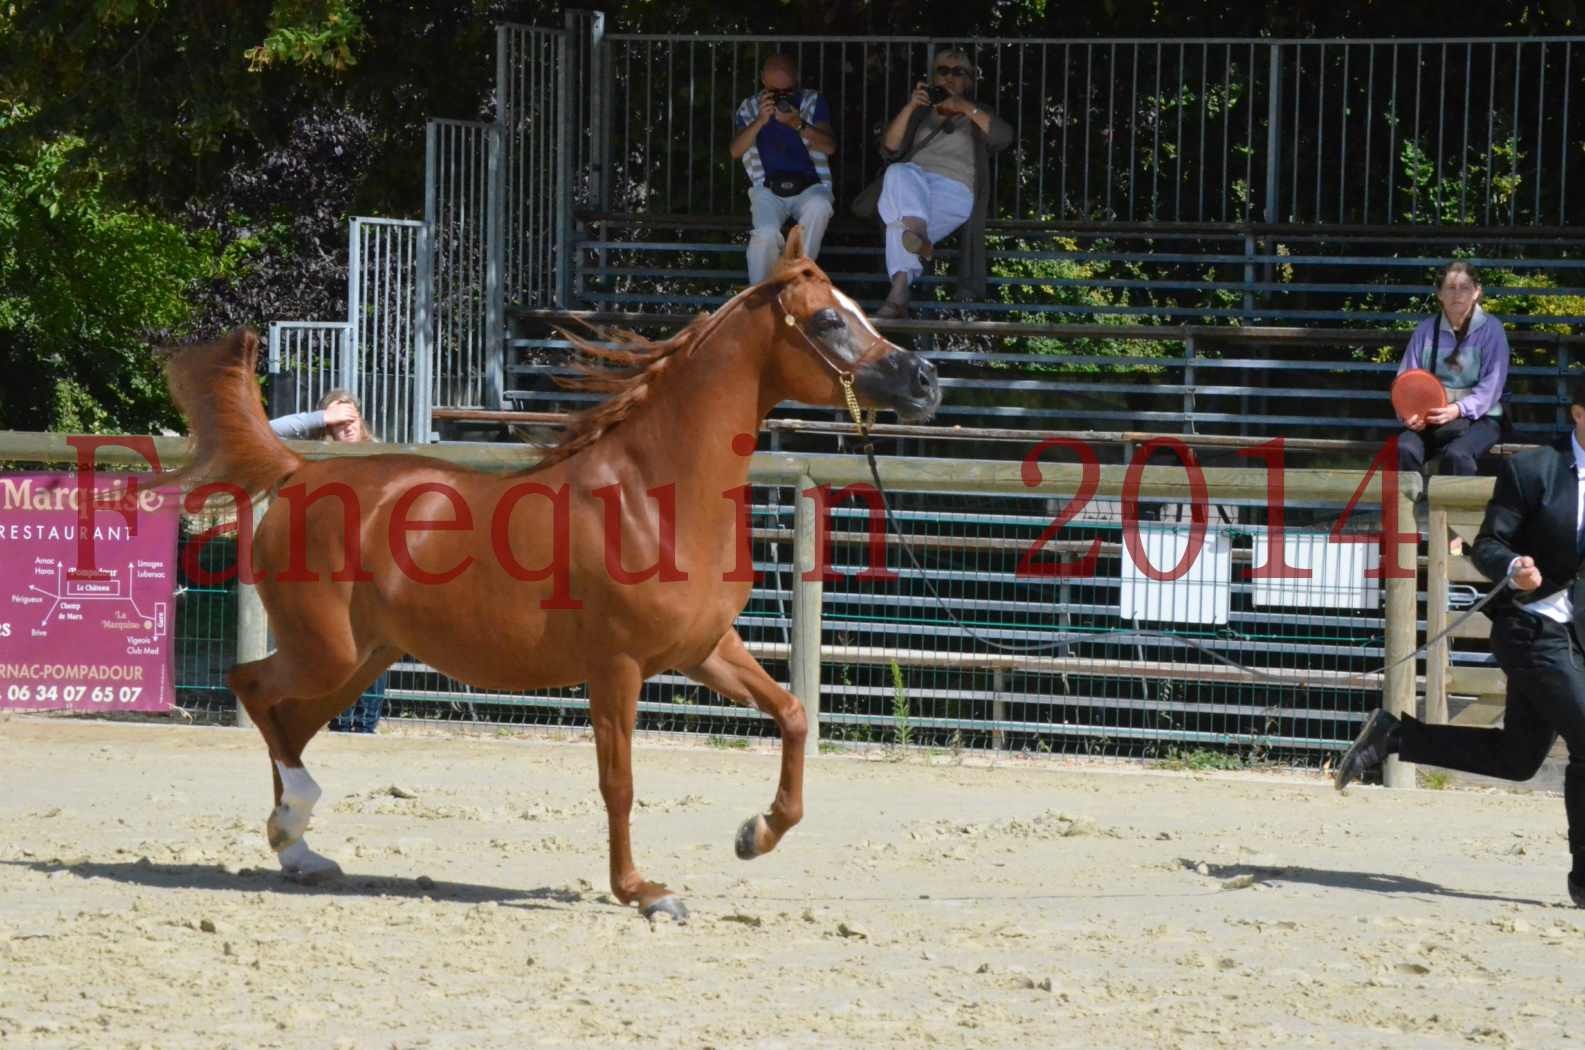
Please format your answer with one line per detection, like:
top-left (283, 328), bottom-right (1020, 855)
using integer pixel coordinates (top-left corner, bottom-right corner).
top-left (747, 183), bottom-right (835, 284)
top-left (877, 162), bottom-right (974, 284)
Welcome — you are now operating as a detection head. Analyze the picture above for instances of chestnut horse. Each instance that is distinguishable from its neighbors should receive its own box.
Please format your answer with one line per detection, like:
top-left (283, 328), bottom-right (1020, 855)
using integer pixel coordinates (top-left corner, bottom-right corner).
top-left (165, 230), bottom-right (940, 921)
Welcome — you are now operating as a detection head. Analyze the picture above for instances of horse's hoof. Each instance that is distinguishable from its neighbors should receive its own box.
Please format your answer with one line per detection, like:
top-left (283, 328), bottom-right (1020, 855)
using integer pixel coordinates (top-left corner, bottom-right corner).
top-left (278, 841), bottom-right (342, 884)
top-left (735, 814), bottom-right (766, 860)
top-left (641, 895), bottom-right (689, 924)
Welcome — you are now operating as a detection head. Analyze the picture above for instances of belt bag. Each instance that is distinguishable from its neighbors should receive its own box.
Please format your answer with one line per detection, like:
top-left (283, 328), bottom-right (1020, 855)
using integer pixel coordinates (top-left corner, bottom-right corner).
top-left (767, 171), bottom-right (820, 197)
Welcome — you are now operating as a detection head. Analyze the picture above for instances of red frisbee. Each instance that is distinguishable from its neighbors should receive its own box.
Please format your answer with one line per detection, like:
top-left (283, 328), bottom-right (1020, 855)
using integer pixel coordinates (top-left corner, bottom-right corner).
top-left (1391, 368), bottom-right (1447, 421)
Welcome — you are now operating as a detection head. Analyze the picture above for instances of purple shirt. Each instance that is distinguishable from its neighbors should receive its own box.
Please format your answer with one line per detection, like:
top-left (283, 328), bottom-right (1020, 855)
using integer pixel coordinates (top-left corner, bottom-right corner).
top-left (1396, 306), bottom-right (1510, 420)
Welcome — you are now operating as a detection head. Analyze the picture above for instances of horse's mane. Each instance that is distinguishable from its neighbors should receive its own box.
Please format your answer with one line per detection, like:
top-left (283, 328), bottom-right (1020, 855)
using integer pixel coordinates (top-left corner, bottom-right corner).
top-left (530, 283), bottom-right (776, 472)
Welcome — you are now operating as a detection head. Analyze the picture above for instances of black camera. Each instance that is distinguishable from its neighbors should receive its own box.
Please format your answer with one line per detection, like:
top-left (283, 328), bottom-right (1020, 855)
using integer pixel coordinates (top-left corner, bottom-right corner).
top-left (770, 90), bottom-right (800, 113)
top-left (926, 85), bottom-right (950, 105)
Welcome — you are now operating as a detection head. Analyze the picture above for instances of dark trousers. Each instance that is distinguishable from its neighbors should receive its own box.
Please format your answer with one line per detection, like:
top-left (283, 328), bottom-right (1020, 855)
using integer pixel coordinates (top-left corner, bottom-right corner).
top-left (1396, 416), bottom-right (1502, 476)
top-left (1399, 613), bottom-right (1585, 861)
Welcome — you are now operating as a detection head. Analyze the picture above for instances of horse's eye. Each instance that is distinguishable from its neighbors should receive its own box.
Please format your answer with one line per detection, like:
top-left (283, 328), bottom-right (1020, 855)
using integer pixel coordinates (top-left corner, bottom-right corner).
top-left (809, 309), bottom-right (845, 334)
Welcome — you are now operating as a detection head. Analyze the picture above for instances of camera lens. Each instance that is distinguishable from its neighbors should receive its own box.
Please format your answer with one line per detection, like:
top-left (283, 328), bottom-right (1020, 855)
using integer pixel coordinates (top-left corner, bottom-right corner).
top-left (927, 85), bottom-right (949, 104)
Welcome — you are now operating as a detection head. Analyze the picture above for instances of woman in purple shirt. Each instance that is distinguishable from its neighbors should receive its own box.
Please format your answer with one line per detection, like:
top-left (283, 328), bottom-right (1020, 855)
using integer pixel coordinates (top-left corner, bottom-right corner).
top-left (1394, 261), bottom-right (1511, 476)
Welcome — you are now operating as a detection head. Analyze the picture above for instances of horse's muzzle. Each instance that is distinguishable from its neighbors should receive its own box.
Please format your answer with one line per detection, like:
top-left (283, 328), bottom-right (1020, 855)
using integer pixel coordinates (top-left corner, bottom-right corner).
top-left (857, 352), bottom-right (941, 422)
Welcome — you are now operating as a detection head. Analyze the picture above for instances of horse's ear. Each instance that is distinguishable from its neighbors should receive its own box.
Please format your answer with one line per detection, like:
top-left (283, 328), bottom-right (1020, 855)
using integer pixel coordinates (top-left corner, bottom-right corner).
top-left (782, 225), bottom-right (806, 261)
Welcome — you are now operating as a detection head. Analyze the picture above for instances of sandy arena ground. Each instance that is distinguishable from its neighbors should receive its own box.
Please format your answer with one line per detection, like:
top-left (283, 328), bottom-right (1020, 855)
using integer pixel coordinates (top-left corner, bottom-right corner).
top-left (1, 715), bottom-right (1582, 1049)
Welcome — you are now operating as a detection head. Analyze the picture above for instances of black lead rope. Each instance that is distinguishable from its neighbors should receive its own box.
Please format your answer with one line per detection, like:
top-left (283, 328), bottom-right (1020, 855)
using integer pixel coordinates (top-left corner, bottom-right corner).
top-left (855, 437), bottom-right (1514, 690)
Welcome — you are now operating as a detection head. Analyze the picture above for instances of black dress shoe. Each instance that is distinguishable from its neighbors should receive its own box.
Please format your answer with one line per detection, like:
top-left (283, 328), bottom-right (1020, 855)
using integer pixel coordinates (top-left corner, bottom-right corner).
top-left (1333, 709), bottom-right (1402, 791)
top-left (1569, 873), bottom-right (1585, 908)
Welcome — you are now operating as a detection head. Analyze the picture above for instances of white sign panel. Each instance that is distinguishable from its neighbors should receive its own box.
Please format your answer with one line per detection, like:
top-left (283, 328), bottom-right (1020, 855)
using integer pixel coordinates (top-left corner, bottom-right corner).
top-left (1119, 525), bottom-right (1231, 626)
top-left (1251, 532), bottom-right (1380, 609)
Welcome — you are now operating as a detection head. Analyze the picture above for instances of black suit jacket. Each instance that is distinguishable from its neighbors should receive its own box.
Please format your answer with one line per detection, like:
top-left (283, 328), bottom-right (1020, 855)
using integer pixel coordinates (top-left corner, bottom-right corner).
top-left (1472, 434), bottom-right (1582, 618)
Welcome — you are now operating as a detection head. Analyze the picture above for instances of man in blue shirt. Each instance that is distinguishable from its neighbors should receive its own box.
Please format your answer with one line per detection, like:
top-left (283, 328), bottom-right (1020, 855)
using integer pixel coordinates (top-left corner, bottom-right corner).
top-left (729, 53), bottom-right (837, 284)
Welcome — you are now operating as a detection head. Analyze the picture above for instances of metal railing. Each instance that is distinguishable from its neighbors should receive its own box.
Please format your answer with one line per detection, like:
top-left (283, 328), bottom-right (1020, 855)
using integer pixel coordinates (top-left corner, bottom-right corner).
top-left (425, 118), bottom-right (501, 410)
top-left (592, 33), bottom-right (1583, 227)
top-left (348, 217), bottom-right (428, 443)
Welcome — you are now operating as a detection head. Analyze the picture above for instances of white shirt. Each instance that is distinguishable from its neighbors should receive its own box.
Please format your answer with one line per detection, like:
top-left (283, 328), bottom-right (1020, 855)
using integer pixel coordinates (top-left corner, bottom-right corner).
top-left (1509, 432), bottom-right (1585, 623)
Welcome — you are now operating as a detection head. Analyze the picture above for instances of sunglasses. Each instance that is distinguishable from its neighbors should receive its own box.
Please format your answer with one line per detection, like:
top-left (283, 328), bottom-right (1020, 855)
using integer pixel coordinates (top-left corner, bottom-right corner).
top-left (934, 65), bottom-right (973, 77)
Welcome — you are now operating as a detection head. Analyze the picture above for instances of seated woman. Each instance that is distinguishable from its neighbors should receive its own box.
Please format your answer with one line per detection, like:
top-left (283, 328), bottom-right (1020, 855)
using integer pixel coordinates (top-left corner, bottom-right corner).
top-left (873, 48), bottom-right (1013, 319)
top-left (1394, 261), bottom-right (1510, 476)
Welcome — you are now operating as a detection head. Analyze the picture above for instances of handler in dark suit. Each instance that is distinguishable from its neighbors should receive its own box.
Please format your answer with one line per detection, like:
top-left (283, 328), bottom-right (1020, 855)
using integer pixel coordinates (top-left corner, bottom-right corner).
top-left (1336, 381), bottom-right (1585, 909)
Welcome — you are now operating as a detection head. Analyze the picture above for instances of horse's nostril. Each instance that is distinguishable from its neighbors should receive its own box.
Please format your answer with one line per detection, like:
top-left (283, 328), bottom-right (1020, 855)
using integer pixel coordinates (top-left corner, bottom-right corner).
top-left (913, 361), bottom-right (939, 397)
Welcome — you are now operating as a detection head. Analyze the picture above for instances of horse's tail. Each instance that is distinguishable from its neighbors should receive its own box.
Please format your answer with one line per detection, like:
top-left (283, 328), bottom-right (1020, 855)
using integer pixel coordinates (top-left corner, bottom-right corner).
top-left (163, 328), bottom-right (304, 499)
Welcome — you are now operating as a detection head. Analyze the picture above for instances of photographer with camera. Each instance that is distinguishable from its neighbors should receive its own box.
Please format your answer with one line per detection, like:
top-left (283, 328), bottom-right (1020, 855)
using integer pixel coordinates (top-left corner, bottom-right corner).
top-left (729, 52), bottom-right (837, 284)
top-left (866, 48), bottom-right (1011, 319)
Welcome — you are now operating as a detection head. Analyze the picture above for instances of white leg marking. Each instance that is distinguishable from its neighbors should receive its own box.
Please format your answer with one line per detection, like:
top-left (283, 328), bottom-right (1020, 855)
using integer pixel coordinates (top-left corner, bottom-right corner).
top-left (268, 761), bottom-right (341, 882)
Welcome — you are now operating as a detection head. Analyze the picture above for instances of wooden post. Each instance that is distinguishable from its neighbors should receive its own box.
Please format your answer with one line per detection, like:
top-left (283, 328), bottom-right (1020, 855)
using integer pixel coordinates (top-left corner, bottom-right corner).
top-left (991, 666), bottom-right (1006, 751)
top-left (1425, 502), bottom-right (1451, 725)
top-left (789, 473), bottom-right (823, 747)
top-left (1382, 474), bottom-right (1421, 788)
top-left (233, 496), bottom-right (269, 730)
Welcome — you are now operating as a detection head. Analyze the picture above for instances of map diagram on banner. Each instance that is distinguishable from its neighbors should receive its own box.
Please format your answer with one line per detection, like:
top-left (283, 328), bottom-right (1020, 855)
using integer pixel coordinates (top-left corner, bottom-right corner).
top-left (22, 558), bottom-right (170, 644)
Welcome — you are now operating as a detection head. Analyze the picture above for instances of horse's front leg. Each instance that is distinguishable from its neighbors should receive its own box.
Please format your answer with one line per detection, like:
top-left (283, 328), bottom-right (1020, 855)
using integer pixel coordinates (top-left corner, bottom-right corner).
top-left (682, 630), bottom-right (807, 859)
top-left (589, 659), bottom-right (688, 923)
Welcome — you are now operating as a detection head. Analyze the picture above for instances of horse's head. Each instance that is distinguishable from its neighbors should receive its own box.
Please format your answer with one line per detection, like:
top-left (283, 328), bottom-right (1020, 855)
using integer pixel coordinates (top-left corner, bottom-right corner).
top-left (764, 229), bottom-right (941, 422)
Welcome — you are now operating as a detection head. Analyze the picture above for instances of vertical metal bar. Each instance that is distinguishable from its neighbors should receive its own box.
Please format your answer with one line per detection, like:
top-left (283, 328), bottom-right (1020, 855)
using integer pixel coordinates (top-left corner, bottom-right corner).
top-left (1338, 44), bottom-right (1349, 224)
top-left (1387, 46), bottom-right (1399, 224)
top-left (1147, 43), bottom-right (1160, 222)
top-left (344, 219), bottom-right (361, 392)
top-left (684, 40), bottom-right (693, 212)
top-left (1265, 43), bottom-right (1282, 224)
top-left (1220, 45), bottom-right (1232, 222)
top-left (1197, 42), bottom-right (1207, 222)
top-left (557, 30), bottom-right (576, 306)
top-left (1412, 43), bottom-right (1423, 221)
top-left (1034, 44), bottom-right (1047, 216)
top-left (1487, 42), bottom-right (1497, 226)
top-left (1061, 43), bottom-right (1070, 216)
top-left (1083, 44), bottom-right (1092, 215)
top-left (1015, 42), bottom-right (1026, 217)
top-left (1512, 41), bottom-right (1523, 225)
top-left (1134, 43), bottom-right (1147, 222)
top-left (664, 35), bottom-right (675, 212)
top-left (644, 39), bottom-right (654, 217)
top-left (1563, 43), bottom-right (1573, 228)
top-left (486, 123), bottom-right (504, 408)
top-left (415, 214), bottom-right (432, 442)
top-left (1291, 44), bottom-right (1301, 222)
top-left (590, 12), bottom-right (609, 213)
top-left (1315, 43), bottom-right (1325, 222)
top-left (1460, 42), bottom-right (1471, 223)
top-left (707, 42), bottom-right (716, 215)
top-left (1106, 43), bottom-right (1116, 219)
top-left (1175, 42), bottom-right (1184, 221)
top-left (1435, 43), bottom-right (1446, 220)
top-left (1364, 45), bottom-right (1375, 224)
top-left (1245, 43), bottom-right (1254, 221)
top-left (1535, 41), bottom-right (1547, 224)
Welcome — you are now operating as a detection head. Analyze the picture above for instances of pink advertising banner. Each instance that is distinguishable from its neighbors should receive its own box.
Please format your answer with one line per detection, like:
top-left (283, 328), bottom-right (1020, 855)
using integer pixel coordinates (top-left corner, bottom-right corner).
top-left (0, 473), bottom-right (179, 712)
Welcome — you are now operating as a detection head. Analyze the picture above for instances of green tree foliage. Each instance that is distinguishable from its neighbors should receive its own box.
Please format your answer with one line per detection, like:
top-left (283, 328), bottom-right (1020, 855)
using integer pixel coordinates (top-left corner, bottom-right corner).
top-left (0, 107), bottom-right (209, 432)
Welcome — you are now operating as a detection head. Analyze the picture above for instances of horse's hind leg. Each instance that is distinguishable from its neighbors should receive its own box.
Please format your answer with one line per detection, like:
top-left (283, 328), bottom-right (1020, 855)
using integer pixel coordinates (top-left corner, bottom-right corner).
top-left (589, 658), bottom-right (688, 923)
top-left (681, 630), bottom-right (807, 860)
top-left (228, 642), bottom-right (391, 882)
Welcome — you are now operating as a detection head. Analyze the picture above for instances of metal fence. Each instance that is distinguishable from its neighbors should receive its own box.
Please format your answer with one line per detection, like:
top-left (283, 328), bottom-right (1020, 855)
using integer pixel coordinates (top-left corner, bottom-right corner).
top-left (425, 118), bottom-right (501, 410)
top-left (593, 33), bottom-right (1584, 227)
top-left (348, 217), bottom-right (428, 443)
top-left (266, 321), bottom-right (352, 422)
